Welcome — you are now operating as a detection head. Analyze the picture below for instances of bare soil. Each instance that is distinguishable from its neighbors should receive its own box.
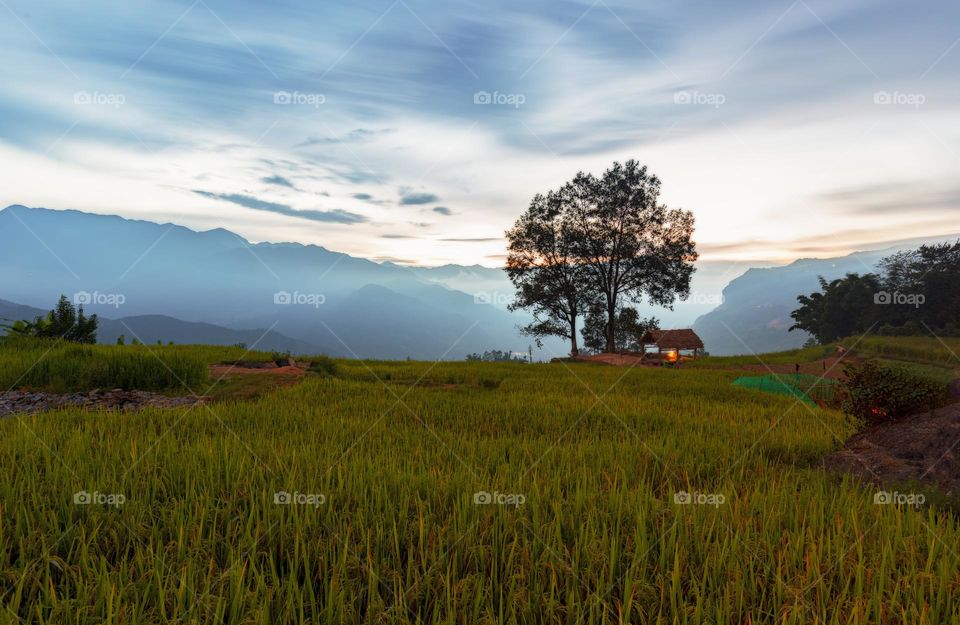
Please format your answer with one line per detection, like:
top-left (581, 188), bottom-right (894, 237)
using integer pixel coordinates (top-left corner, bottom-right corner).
top-left (822, 401), bottom-right (960, 496)
top-left (209, 363), bottom-right (307, 379)
top-left (0, 389), bottom-right (204, 417)
top-left (567, 353), bottom-right (656, 366)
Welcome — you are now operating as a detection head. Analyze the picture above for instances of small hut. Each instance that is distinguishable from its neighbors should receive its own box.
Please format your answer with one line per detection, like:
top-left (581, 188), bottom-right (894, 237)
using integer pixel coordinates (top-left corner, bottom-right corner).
top-left (639, 329), bottom-right (705, 362)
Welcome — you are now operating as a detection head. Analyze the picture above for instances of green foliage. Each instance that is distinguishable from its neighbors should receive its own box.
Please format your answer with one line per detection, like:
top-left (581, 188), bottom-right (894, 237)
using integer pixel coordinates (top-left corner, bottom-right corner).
top-left (308, 355), bottom-right (339, 376)
top-left (839, 360), bottom-right (951, 423)
top-left (2, 295), bottom-right (99, 343)
top-left (506, 159), bottom-right (697, 354)
top-left (0, 338), bottom-right (259, 392)
top-left (581, 306), bottom-right (658, 353)
top-left (790, 273), bottom-right (882, 343)
top-left (791, 241), bottom-right (960, 343)
top-left (2, 353), bottom-right (959, 622)
top-left (465, 349), bottom-right (527, 362)
top-left (270, 350), bottom-right (292, 366)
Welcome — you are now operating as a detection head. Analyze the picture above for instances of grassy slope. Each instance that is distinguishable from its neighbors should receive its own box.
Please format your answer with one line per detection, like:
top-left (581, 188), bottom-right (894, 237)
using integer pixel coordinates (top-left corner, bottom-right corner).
top-left (2, 352), bottom-right (959, 623)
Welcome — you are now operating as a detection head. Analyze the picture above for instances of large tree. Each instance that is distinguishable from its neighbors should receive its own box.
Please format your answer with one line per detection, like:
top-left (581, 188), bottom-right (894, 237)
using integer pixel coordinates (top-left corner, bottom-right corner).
top-left (789, 274), bottom-right (882, 343)
top-left (506, 191), bottom-right (592, 355)
top-left (563, 160), bottom-right (697, 352)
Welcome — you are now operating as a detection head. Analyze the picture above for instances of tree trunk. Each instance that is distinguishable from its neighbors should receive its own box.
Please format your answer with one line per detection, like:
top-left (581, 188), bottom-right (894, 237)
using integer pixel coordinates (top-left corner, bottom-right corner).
top-left (605, 306), bottom-right (616, 353)
top-left (569, 317), bottom-right (579, 356)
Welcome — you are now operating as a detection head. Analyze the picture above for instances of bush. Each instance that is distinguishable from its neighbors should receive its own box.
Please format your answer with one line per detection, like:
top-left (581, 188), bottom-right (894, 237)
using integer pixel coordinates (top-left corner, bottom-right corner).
top-left (308, 355), bottom-right (338, 377)
top-left (839, 360), bottom-right (950, 424)
top-left (271, 351), bottom-right (292, 367)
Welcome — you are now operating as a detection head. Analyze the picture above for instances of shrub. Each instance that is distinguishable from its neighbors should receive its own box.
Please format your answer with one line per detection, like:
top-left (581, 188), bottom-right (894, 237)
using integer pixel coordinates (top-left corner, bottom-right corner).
top-left (271, 350), bottom-right (292, 367)
top-left (839, 360), bottom-right (950, 424)
top-left (308, 355), bottom-right (338, 377)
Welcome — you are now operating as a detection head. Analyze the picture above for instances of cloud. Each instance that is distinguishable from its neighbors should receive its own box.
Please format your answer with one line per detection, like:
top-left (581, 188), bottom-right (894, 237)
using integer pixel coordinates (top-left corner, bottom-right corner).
top-left (353, 193), bottom-right (373, 200)
top-left (439, 237), bottom-right (499, 242)
top-left (817, 181), bottom-right (960, 215)
top-left (431, 206), bottom-right (453, 215)
top-left (192, 190), bottom-right (367, 224)
top-left (298, 128), bottom-right (394, 147)
top-left (261, 175), bottom-right (295, 188)
top-left (400, 191), bottom-right (440, 206)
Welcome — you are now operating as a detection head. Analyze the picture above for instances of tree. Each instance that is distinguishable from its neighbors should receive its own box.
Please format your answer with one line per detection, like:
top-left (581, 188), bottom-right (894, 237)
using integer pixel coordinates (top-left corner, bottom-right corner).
top-left (506, 191), bottom-right (594, 355)
top-left (465, 349), bottom-right (527, 363)
top-left (2, 295), bottom-right (98, 343)
top-left (581, 306), bottom-right (659, 353)
top-left (789, 274), bottom-right (881, 343)
top-left (564, 160), bottom-right (697, 352)
top-left (879, 241), bottom-right (960, 331)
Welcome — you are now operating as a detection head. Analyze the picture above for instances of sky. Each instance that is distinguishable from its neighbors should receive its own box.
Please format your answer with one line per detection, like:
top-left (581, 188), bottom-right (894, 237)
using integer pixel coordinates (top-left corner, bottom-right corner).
top-left (0, 0), bottom-right (958, 267)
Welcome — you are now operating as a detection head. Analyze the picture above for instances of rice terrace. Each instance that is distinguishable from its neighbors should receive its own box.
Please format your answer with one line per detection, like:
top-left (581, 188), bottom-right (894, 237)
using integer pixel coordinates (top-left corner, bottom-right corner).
top-left (2, 0), bottom-right (960, 623)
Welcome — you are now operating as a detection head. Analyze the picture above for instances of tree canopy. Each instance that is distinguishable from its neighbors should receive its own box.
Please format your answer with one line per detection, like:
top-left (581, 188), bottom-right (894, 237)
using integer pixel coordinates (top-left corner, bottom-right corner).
top-left (790, 242), bottom-right (960, 342)
top-left (505, 160), bottom-right (697, 355)
top-left (2, 295), bottom-right (99, 343)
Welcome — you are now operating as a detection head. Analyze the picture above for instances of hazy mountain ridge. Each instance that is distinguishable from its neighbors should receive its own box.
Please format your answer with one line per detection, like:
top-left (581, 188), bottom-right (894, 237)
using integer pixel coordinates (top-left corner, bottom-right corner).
top-left (693, 237), bottom-right (960, 355)
top-left (0, 205), bottom-right (557, 359)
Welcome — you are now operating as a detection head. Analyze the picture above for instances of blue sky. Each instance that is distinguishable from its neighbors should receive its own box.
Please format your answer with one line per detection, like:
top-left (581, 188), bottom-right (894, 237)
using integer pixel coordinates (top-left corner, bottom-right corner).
top-left (1, 0), bottom-right (958, 265)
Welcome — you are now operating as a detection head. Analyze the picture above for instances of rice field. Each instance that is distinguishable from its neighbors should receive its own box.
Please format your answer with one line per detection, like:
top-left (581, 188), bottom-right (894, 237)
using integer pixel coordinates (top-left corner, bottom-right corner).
top-left (844, 335), bottom-right (960, 369)
top-left (1, 349), bottom-right (959, 623)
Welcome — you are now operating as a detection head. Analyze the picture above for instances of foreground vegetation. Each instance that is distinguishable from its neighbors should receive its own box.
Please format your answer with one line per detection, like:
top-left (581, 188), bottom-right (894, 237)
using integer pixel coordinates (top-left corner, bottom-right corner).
top-left (1, 341), bottom-right (959, 624)
top-left (0, 337), bottom-right (257, 393)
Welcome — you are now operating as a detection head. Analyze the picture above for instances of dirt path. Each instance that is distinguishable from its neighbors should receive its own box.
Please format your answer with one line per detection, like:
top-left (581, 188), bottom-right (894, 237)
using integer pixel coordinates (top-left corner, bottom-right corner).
top-left (728, 356), bottom-right (864, 379)
top-left (209, 364), bottom-right (306, 379)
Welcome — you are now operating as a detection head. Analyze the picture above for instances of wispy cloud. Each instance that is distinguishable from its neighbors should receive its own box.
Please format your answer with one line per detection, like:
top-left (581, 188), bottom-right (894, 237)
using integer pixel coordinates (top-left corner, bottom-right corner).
top-left (261, 175), bottom-right (295, 188)
top-left (432, 206), bottom-right (453, 215)
top-left (400, 191), bottom-right (440, 206)
top-left (192, 191), bottom-right (367, 224)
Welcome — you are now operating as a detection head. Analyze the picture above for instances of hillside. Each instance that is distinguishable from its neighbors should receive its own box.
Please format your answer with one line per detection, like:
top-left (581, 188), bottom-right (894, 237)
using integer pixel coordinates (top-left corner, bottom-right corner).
top-left (0, 205), bottom-right (556, 360)
top-left (694, 237), bottom-right (960, 355)
top-left (1, 339), bottom-right (958, 622)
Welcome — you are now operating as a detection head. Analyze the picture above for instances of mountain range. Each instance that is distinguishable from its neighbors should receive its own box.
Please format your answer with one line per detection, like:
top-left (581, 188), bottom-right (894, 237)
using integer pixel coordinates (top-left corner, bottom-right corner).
top-left (2, 205), bottom-right (954, 358)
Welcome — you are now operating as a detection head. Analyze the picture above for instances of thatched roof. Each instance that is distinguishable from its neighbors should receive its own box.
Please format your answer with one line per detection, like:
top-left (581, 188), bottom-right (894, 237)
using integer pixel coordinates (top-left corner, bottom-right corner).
top-left (640, 329), bottom-right (704, 350)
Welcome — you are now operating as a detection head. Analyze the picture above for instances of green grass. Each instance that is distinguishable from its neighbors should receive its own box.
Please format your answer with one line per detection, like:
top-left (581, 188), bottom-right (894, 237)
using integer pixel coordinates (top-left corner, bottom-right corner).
top-left (845, 335), bottom-right (960, 369)
top-left (685, 343), bottom-right (836, 368)
top-left (2, 348), bottom-right (959, 624)
top-left (0, 337), bottom-right (272, 393)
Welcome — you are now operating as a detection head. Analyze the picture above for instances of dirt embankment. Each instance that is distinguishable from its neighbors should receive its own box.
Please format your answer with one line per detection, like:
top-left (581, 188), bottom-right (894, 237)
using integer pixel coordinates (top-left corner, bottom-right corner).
top-left (209, 363), bottom-right (307, 379)
top-left (0, 389), bottom-right (204, 417)
top-left (823, 401), bottom-right (960, 496)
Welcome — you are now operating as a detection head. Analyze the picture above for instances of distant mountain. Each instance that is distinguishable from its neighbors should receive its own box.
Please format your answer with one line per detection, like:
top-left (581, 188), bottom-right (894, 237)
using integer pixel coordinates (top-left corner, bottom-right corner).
top-left (0, 205), bottom-right (562, 359)
top-left (693, 237), bottom-right (960, 355)
top-left (0, 298), bottom-right (318, 353)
